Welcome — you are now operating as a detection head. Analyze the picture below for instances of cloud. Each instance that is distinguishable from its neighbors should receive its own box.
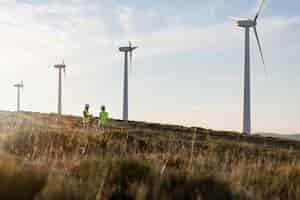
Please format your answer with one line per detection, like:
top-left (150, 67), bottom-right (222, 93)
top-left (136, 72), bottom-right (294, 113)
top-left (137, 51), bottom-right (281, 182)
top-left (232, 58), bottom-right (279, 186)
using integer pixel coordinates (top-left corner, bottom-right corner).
top-left (1, 1), bottom-right (297, 66)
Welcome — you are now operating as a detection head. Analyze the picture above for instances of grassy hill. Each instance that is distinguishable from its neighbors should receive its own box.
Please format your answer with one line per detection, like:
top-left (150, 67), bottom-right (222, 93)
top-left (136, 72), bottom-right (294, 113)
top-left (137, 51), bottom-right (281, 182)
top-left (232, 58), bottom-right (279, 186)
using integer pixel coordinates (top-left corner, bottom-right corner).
top-left (0, 111), bottom-right (300, 200)
top-left (259, 132), bottom-right (300, 141)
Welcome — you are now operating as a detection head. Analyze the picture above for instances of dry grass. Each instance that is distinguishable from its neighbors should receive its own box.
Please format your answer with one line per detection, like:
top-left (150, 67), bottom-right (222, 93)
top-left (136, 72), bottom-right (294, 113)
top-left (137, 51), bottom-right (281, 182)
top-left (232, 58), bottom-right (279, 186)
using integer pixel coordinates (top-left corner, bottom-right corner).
top-left (0, 111), bottom-right (300, 199)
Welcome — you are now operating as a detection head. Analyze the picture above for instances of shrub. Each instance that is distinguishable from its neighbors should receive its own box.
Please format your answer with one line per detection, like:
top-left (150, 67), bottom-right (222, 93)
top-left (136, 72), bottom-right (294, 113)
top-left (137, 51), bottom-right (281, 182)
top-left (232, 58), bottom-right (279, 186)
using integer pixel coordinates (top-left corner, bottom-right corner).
top-left (109, 159), bottom-right (153, 192)
top-left (155, 172), bottom-right (235, 200)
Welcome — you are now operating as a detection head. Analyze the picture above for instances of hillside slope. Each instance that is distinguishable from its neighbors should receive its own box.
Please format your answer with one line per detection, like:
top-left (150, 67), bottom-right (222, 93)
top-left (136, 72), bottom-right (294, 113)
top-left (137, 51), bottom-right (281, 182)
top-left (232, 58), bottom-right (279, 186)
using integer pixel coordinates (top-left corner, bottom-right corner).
top-left (259, 132), bottom-right (300, 141)
top-left (0, 111), bottom-right (300, 200)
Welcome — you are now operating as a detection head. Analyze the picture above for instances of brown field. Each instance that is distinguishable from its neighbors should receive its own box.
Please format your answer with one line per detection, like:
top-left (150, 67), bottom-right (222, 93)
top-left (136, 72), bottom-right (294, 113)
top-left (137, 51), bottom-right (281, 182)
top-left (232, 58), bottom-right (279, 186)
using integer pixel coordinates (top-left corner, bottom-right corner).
top-left (0, 111), bottom-right (300, 200)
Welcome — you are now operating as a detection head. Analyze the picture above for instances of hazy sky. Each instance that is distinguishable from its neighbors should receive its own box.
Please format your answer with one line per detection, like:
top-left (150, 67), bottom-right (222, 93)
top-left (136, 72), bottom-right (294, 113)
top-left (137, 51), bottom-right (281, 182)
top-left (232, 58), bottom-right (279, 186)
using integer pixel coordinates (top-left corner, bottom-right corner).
top-left (0, 0), bottom-right (299, 134)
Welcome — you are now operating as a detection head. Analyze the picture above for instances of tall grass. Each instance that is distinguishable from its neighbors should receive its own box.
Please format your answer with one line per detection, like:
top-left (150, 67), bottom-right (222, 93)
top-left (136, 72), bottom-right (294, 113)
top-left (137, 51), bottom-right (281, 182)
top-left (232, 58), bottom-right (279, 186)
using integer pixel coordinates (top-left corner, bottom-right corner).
top-left (0, 111), bottom-right (299, 199)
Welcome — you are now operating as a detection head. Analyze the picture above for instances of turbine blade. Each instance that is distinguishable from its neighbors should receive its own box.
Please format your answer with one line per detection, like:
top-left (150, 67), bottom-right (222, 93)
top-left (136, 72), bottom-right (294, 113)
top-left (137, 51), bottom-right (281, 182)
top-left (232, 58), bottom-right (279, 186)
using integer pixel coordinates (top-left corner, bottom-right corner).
top-left (130, 49), bottom-right (132, 64)
top-left (255, 0), bottom-right (267, 21)
top-left (129, 42), bottom-right (137, 75)
top-left (129, 50), bottom-right (133, 75)
top-left (253, 26), bottom-right (267, 75)
top-left (64, 66), bottom-right (66, 79)
top-left (21, 80), bottom-right (24, 92)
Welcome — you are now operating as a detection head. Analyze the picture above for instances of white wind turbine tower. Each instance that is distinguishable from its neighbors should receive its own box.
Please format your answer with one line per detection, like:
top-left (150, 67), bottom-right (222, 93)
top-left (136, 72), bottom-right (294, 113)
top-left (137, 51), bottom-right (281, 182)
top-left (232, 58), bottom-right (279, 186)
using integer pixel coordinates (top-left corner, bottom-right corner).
top-left (54, 61), bottom-right (66, 115)
top-left (232, 0), bottom-right (267, 134)
top-left (119, 41), bottom-right (138, 121)
top-left (13, 80), bottom-right (24, 112)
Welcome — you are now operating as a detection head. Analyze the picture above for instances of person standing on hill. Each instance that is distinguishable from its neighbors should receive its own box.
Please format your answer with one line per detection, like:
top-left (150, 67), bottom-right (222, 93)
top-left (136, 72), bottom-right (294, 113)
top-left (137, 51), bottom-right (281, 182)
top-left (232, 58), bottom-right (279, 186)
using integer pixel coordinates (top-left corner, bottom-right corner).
top-left (99, 105), bottom-right (109, 130)
top-left (83, 104), bottom-right (93, 128)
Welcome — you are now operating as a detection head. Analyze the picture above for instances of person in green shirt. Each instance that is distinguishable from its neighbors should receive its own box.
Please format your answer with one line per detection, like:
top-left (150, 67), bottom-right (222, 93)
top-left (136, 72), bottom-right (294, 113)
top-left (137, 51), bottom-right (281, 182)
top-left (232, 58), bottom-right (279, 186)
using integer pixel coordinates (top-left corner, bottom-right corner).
top-left (99, 105), bottom-right (109, 129)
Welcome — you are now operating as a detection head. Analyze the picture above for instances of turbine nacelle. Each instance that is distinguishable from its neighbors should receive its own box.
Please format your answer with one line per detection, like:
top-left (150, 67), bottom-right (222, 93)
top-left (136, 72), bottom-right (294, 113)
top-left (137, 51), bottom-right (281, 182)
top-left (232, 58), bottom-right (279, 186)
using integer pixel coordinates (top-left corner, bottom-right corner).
top-left (54, 63), bottom-right (66, 69)
top-left (119, 46), bottom-right (138, 52)
top-left (237, 19), bottom-right (256, 28)
top-left (232, 0), bottom-right (266, 28)
top-left (14, 81), bottom-right (24, 88)
top-left (14, 84), bottom-right (23, 88)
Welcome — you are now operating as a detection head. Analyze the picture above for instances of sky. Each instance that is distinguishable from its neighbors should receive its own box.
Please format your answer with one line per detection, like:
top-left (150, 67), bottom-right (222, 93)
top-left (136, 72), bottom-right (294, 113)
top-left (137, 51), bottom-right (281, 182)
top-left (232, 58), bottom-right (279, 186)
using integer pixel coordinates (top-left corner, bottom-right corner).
top-left (0, 0), bottom-right (299, 134)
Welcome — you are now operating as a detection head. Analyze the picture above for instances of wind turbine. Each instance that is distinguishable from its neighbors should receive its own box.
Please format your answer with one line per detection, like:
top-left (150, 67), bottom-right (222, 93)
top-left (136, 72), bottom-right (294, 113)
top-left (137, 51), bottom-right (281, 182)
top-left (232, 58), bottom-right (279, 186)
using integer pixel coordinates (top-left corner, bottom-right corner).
top-left (13, 81), bottom-right (24, 112)
top-left (232, 0), bottom-right (267, 134)
top-left (54, 61), bottom-right (66, 115)
top-left (119, 41), bottom-right (138, 121)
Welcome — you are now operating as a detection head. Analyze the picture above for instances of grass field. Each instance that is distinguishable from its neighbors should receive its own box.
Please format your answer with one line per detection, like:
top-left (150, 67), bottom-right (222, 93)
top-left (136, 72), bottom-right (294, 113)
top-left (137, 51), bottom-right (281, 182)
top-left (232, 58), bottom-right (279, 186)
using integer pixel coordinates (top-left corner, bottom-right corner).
top-left (0, 111), bottom-right (300, 200)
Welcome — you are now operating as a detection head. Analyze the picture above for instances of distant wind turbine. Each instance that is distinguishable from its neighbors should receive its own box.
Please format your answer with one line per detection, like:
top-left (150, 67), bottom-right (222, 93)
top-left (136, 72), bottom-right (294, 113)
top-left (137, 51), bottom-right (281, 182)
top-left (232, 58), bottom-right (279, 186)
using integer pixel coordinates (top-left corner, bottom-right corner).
top-left (13, 81), bottom-right (24, 112)
top-left (231, 0), bottom-right (267, 134)
top-left (54, 61), bottom-right (66, 115)
top-left (119, 41), bottom-right (138, 121)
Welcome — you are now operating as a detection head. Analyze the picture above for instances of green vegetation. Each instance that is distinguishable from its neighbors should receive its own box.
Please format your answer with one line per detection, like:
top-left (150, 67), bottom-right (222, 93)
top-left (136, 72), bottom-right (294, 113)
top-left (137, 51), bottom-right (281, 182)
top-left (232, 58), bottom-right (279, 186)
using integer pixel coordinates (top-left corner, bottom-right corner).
top-left (0, 111), bottom-right (300, 199)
